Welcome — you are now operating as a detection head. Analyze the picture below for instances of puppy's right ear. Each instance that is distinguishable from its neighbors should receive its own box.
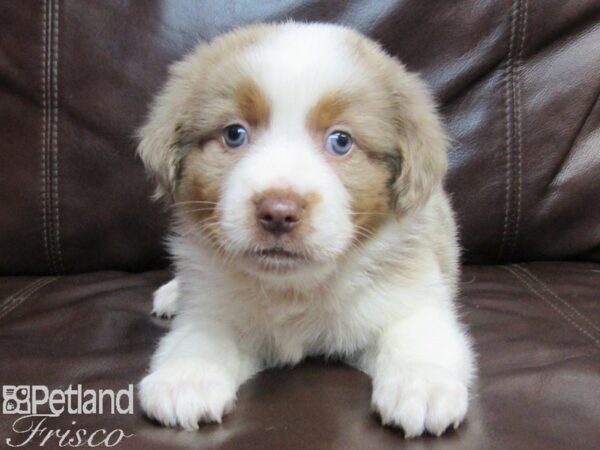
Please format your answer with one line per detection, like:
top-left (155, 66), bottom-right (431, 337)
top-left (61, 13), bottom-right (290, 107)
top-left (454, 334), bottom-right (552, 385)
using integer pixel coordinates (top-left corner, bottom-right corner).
top-left (136, 49), bottom-right (204, 202)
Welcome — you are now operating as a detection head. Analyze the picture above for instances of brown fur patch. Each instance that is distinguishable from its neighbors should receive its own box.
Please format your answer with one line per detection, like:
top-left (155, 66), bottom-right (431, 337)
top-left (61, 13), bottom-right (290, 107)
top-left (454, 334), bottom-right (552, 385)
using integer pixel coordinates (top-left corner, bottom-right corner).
top-left (175, 141), bottom-right (239, 247)
top-left (335, 148), bottom-right (394, 243)
top-left (345, 31), bottom-right (448, 213)
top-left (148, 26), bottom-right (277, 254)
top-left (234, 78), bottom-right (270, 127)
top-left (306, 84), bottom-right (403, 243)
top-left (137, 24), bottom-right (272, 200)
top-left (308, 92), bottom-right (348, 132)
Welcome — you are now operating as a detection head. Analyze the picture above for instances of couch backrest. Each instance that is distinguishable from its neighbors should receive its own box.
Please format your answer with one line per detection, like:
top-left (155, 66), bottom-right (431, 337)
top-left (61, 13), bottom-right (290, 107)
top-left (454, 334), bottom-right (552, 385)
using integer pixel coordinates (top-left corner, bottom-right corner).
top-left (1, 0), bottom-right (599, 275)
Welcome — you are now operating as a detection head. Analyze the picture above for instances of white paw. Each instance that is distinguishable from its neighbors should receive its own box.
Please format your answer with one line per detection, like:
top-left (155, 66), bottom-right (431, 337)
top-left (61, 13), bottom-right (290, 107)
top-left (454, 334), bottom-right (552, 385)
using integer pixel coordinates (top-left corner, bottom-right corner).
top-left (372, 365), bottom-right (468, 438)
top-left (138, 363), bottom-right (237, 429)
top-left (152, 279), bottom-right (179, 318)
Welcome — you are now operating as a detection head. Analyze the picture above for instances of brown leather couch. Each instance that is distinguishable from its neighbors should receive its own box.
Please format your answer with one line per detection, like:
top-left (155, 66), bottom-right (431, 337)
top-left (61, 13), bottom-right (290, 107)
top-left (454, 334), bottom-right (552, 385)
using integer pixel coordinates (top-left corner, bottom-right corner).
top-left (1, 1), bottom-right (599, 449)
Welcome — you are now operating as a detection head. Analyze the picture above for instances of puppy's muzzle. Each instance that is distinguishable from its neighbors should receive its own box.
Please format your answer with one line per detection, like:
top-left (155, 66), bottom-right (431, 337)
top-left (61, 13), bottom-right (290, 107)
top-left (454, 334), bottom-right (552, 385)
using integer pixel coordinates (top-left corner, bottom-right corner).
top-left (256, 194), bottom-right (303, 236)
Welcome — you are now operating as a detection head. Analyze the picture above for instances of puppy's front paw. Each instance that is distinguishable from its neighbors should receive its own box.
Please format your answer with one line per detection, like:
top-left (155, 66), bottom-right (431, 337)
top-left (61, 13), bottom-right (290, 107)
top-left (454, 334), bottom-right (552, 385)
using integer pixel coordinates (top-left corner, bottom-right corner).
top-left (138, 364), bottom-right (237, 429)
top-left (372, 365), bottom-right (468, 438)
top-left (151, 279), bottom-right (179, 318)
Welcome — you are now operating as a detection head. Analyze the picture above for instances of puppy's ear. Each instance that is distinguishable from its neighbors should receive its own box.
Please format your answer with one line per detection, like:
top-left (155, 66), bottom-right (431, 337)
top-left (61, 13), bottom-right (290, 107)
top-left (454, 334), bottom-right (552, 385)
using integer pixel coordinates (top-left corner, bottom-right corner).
top-left (390, 68), bottom-right (448, 213)
top-left (136, 49), bottom-right (204, 202)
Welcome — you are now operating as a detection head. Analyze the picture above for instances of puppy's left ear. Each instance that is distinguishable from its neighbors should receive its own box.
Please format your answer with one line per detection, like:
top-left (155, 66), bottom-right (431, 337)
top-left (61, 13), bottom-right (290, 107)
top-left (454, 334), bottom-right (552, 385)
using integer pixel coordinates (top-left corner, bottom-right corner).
top-left (390, 68), bottom-right (448, 213)
top-left (137, 46), bottom-right (206, 202)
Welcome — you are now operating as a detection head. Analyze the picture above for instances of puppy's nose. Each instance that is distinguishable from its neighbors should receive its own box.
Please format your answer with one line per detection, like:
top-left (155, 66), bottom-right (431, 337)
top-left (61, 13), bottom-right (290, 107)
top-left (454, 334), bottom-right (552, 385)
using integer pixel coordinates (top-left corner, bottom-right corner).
top-left (256, 196), bottom-right (303, 236)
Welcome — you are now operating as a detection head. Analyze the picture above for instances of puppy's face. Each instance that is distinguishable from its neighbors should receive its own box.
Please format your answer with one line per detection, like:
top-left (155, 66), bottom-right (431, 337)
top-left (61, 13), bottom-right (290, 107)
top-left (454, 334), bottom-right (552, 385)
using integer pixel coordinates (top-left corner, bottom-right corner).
top-left (139, 24), bottom-right (447, 282)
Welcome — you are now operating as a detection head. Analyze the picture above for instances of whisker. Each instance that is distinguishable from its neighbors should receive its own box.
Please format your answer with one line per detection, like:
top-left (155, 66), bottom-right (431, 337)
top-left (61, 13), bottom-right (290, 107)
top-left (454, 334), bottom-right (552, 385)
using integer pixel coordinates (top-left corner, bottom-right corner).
top-left (350, 211), bottom-right (394, 217)
top-left (355, 224), bottom-right (374, 233)
top-left (190, 217), bottom-right (220, 230)
top-left (173, 200), bottom-right (219, 205)
top-left (170, 200), bottom-right (219, 210)
top-left (182, 218), bottom-right (219, 237)
top-left (353, 231), bottom-right (372, 242)
top-left (176, 207), bottom-right (217, 214)
top-left (353, 226), bottom-right (374, 241)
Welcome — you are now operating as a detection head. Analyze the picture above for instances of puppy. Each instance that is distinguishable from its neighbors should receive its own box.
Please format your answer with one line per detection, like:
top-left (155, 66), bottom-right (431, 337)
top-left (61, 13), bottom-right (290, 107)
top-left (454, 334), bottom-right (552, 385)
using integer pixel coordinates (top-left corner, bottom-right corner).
top-left (137, 22), bottom-right (475, 438)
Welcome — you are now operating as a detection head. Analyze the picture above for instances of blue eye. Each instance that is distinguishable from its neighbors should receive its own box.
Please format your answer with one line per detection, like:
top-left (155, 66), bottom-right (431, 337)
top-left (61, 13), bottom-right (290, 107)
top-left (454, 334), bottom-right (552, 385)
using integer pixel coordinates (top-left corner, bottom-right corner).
top-left (326, 131), bottom-right (353, 156)
top-left (223, 124), bottom-right (248, 148)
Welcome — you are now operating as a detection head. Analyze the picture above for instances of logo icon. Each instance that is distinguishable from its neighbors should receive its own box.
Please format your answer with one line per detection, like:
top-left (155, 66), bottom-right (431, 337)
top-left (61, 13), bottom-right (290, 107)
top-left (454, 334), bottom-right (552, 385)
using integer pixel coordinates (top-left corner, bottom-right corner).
top-left (2, 386), bottom-right (31, 414)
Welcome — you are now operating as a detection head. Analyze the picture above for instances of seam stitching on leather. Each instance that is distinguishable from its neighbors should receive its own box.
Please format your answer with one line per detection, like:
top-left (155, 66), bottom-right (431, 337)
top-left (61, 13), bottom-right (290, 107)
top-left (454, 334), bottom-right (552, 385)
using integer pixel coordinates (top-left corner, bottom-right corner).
top-left (0, 279), bottom-right (45, 311)
top-left (51, 0), bottom-right (64, 273)
top-left (507, 0), bottom-right (527, 259)
top-left (41, 0), bottom-right (53, 273)
top-left (0, 278), bottom-right (59, 321)
top-left (47, 0), bottom-right (56, 272)
top-left (515, 264), bottom-right (600, 334)
top-left (500, 0), bottom-right (519, 261)
top-left (548, 89), bottom-right (600, 190)
top-left (0, 280), bottom-right (46, 317)
top-left (503, 266), bottom-right (600, 347)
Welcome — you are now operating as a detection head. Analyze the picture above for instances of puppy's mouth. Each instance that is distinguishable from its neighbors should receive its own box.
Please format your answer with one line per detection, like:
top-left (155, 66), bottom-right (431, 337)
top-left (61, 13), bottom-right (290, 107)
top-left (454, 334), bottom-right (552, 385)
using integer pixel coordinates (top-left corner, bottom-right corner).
top-left (245, 246), bottom-right (310, 269)
top-left (256, 247), bottom-right (302, 259)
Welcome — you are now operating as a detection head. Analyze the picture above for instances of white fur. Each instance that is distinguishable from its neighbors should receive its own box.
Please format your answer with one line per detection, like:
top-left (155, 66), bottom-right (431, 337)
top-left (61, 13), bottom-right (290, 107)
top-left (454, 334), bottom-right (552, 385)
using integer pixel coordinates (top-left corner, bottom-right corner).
top-left (220, 25), bottom-right (360, 279)
top-left (220, 132), bottom-right (354, 275)
top-left (141, 213), bottom-right (475, 434)
top-left (151, 278), bottom-right (179, 318)
top-left (244, 23), bottom-right (365, 130)
top-left (138, 22), bottom-right (475, 438)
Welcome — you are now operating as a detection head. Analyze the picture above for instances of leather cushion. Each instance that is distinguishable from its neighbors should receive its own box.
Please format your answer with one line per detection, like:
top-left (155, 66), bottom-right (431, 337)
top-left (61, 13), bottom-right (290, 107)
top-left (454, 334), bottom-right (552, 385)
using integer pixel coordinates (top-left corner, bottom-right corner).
top-left (0, 263), bottom-right (598, 449)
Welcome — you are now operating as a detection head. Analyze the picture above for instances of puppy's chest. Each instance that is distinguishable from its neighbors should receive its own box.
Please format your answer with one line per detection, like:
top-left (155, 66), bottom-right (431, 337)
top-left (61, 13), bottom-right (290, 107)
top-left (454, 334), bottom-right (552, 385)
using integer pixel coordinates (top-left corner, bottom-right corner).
top-left (239, 290), bottom-right (383, 364)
